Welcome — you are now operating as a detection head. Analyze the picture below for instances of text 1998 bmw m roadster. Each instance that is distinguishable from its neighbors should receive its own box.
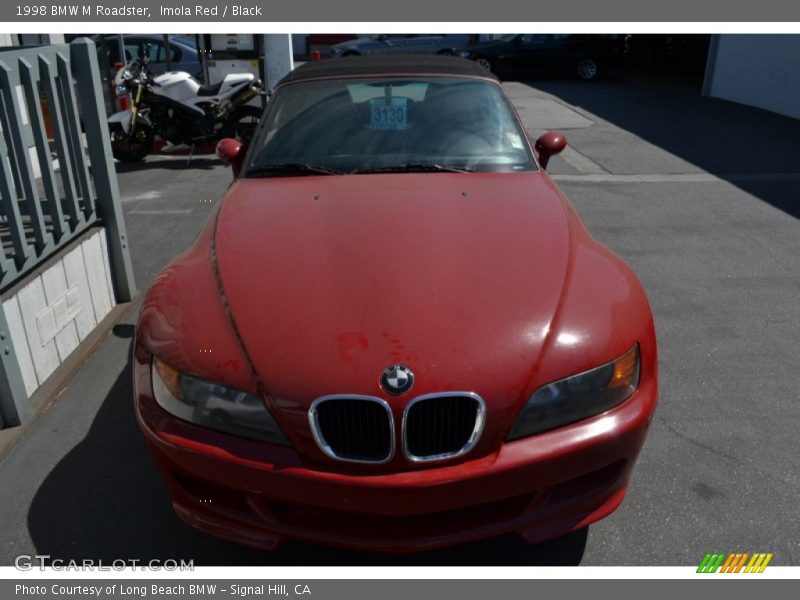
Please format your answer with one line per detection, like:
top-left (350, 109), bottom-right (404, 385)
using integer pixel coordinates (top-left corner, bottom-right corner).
top-left (134, 55), bottom-right (658, 553)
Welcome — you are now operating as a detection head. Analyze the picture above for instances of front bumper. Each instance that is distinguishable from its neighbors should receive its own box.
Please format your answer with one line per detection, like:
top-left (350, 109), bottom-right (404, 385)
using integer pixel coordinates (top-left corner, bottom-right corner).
top-left (135, 372), bottom-right (656, 553)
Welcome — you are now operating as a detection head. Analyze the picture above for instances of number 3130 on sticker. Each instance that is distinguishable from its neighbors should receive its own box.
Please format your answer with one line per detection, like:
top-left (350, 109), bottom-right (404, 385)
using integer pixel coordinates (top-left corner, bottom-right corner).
top-left (370, 97), bottom-right (408, 130)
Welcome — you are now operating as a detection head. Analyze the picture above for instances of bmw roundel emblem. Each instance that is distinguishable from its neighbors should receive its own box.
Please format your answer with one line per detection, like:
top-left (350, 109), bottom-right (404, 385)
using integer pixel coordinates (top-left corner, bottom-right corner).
top-left (380, 364), bottom-right (414, 396)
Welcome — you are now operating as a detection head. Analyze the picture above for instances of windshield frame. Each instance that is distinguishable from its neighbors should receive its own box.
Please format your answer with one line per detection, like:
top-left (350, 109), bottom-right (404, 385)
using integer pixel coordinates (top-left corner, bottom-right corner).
top-left (240, 73), bottom-right (539, 178)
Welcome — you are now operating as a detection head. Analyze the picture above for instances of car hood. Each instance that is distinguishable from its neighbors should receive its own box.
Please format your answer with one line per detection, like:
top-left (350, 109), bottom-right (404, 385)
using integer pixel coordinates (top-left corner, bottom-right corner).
top-left (214, 172), bottom-right (573, 409)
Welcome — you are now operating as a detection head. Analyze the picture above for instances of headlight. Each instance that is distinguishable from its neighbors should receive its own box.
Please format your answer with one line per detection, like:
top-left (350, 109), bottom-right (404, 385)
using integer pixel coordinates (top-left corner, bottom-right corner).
top-left (457, 51), bottom-right (472, 58)
top-left (507, 344), bottom-right (640, 440)
top-left (151, 357), bottom-right (289, 446)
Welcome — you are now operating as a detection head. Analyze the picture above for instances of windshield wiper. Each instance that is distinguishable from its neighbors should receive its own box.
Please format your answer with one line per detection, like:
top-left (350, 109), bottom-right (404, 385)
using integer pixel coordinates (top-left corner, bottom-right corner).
top-left (247, 163), bottom-right (345, 176)
top-left (351, 163), bottom-right (474, 174)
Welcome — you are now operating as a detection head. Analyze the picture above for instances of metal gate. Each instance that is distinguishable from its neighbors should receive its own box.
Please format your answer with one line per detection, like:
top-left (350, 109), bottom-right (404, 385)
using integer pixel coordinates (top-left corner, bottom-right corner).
top-left (0, 38), bottom-right (134, 428)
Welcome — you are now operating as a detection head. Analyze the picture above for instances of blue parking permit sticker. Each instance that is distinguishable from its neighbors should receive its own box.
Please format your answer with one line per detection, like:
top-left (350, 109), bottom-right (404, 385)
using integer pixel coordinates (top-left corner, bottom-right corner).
top-left (370, 97), bottom-right (408, 130)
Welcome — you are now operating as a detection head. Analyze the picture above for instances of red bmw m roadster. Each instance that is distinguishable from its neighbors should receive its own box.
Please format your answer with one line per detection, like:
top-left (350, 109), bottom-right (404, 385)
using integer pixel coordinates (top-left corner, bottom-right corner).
top-left (134, 55), bottom-right (658, 554)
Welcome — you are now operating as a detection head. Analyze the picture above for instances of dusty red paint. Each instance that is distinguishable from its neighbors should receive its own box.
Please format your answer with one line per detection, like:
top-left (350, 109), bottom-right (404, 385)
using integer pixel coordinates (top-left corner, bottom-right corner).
top-left (134, 72), bottom-right (658, 553)
top-left (335, 331), bottom-right (370, 364)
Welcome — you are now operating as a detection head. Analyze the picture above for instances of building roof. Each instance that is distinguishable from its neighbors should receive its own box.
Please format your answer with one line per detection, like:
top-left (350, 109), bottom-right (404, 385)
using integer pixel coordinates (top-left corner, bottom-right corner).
top-left (279, 54), bottom-right (498, 85)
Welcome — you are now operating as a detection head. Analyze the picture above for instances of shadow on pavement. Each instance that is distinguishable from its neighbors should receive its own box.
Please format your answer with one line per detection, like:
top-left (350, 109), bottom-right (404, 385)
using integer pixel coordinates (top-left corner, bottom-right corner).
top-left (27, 336), bottom-right (587, 566)
top-left (522, 74), bottom-right (800, 219)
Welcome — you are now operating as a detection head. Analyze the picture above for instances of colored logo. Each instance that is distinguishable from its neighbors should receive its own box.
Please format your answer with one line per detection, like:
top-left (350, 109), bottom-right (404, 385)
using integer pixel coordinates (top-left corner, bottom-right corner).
top-left (697, 552), bottom-right (773, 573)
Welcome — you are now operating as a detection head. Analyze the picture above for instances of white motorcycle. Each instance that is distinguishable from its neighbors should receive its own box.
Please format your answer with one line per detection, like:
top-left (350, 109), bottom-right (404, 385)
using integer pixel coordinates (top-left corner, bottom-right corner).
top-left (108, 56), bottom-right (264, 162)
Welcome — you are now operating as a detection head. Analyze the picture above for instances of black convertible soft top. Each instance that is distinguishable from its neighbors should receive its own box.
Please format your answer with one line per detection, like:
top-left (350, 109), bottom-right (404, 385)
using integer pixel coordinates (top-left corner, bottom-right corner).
top-left (279, 54), bottom-right (498, 85)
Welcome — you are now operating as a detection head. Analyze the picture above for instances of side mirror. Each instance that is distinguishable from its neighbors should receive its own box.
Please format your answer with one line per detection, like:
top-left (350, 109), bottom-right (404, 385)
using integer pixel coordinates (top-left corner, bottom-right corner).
top-left (216, 138), bottom-right (246, 175)
top-left (534, 131), bottom-right (567, 169)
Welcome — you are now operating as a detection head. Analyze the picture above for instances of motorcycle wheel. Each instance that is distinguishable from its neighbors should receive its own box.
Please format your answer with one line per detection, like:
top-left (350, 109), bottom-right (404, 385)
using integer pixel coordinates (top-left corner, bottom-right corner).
top-left (226, 106), bottom-right (262, 144)
top-left (109, 123), bottom-right (154, 162)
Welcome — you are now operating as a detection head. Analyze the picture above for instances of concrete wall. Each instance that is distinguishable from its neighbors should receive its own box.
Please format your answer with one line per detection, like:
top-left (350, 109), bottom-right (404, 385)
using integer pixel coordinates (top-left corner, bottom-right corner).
top-left (263, 34), bottom-right (294, 90)
top-left (4, 34), bottom-right (65, 46)
top-left (2, 229), bottom-right (116, 398)
top-left (705, 34), bottom-right (800, 120)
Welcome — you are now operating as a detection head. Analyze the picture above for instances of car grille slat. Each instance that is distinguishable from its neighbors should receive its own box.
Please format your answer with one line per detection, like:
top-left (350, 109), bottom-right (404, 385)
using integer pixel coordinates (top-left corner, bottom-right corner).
top-left (311, 393), bottom-right (484, 464)
top-left (311, 397), bottom-right (393, 463)
top-left (404, 393), bottom-right (484, 462)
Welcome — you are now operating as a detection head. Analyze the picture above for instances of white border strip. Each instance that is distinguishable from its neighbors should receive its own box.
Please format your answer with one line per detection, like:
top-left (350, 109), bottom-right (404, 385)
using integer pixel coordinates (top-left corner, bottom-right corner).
top-left (6, 22), bottom-right (800, 34)
top-left (2, 566), bottom-right (800, 579)
top-left (1, 18), bottom-right (798, 580)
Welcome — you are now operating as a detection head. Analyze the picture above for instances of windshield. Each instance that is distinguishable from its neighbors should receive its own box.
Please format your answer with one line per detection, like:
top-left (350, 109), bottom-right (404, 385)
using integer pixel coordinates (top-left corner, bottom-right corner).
top-left (245, 77), bottom-right (535, 175)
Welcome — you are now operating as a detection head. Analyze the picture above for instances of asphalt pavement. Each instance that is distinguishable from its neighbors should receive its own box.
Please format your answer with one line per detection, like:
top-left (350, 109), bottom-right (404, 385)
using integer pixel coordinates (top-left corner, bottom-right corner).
top-left (0, 71), bottom-right (798, 566)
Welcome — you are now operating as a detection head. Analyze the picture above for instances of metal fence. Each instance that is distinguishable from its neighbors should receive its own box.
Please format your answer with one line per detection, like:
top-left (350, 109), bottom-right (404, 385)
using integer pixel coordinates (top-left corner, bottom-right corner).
top-left (0, 38), bottom-right (135, 428)
top-left (0, 39), bottom-right (134, 296)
